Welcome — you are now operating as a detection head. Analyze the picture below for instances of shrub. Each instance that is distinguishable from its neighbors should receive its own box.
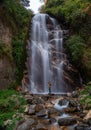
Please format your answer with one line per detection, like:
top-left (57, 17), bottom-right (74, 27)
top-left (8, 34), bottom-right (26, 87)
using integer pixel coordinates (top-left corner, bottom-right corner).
top-left (66, 35), bottom-right (85, 66)
top-left (0, 41), bottom-right (12, 60)
top-left (0, 89), bottom-right (27, 130)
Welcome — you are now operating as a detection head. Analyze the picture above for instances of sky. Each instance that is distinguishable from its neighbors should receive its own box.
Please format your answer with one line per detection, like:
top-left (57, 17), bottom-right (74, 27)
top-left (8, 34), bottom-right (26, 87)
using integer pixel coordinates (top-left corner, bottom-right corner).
top-left (28, 0), bottom-right (44, 14)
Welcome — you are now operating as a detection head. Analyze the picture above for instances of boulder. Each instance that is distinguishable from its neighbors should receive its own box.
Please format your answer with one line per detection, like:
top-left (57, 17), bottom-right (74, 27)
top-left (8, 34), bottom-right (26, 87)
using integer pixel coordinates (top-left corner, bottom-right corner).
top-left (36, 109), bottom-right (48, 117)
top-left (28, 105), bottom-right (36, 115)
top-left (36, 123), bottom-right (48, 130)
top-left (15, 119), bottom-right (35, 130)
top-left (35, 104), bottom-right (45, 112)
top-left (49, 118), bottom-right (56, 124)
top-left (68, 100), bottom-right (77, 107)
top-left (72, 91), bottom-right (80, 98)
top-left (58, 117), bottom-right (77, 126)
top-left (75, 124), bottom-right (90, 130)
top-left (58, 99), bottom-right (68, 106)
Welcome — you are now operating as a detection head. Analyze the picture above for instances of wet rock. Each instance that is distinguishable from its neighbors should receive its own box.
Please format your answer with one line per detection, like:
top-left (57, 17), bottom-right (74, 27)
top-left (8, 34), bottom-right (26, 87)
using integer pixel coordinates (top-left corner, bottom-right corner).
top-left (48, 108), bottom-right (60, 118)
top-left (14, 119), bottom-right (35, 130)
top-left (35, 104), bottom-right (45, 112)
top-left (36, 123), bottom-right (48, 130)
top-left (72, 91), bottom-right (79, 98)
top-left (79, 113), bottom-right (86, 118)
top-left (49, 118), bottom-right (56, 124)
top-left (75, 124), bottom-right (90, 130)
top-left (67, 93), bottom-right (72, 97)
top-left (47, 24), bottom-right (54, 30)
top-left (25, 96), bottom-right (34, 104)
top-left (36, 109), bottom-right (48, 117)
top-left (28, 105), bottom-right (36, 115)
top-left (68, 100), bottom-right (77, 107)
top-left (48, 108), bottom-right (59, 115)
top-left (87, 118), bottom-right (91, 125)
top-left (58, 99), bottom-right (68, 106)
top-left (64, 107), bottom-right (77, 113)
top-left (58, 117), bottom-right (77, 126)
top-left (33, 97), bottom-right (44, 104)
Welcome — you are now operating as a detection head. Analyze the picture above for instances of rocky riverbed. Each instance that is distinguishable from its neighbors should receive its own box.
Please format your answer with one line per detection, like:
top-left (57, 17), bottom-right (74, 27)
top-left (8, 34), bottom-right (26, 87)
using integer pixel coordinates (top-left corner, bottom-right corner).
top-left (12, 88), bottom-right (91, 130)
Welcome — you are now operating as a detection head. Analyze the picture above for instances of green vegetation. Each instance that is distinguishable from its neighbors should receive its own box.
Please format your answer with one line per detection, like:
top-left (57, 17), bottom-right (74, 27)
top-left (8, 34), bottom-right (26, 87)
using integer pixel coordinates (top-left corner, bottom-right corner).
top-left (80, 84), bottom-right (91, 109)
top-left (43, 0), bottom-right (91, 82)
top-left (67, 35), bottom-right (85, 66)
top-left (0, 41), bottom-right (12, 60)
top-left (0, 0), bottom-right (33, 85)
top-left (0, 89), bottom-right (27, 130)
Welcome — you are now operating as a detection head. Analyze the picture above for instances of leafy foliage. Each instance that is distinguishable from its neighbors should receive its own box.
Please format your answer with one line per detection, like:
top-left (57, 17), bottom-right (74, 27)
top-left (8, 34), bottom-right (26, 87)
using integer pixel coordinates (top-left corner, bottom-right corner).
top-left (0, 0), bottom-right (33, 84)
top-left (67, 35), bottom-right (85, 66)
top-left (80, 84), bottom-right (91, 109)
top-left (0, 41), bottom-right (12, 60)
top-left (44, 0), bottom-right (91, 82)
top-left (0, 89), bottom-right (27, 130)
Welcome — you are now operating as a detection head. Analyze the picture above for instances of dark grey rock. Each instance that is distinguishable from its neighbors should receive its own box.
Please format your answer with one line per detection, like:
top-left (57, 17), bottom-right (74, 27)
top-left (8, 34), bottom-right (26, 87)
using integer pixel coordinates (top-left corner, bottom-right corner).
top-left (28, 105), bottom-right (36, 115)
top-left (36, 109), bottom-right (48, 117)
top-left (75, 124), bottom-right (91, 130)
top-left (58, 99), bottom-right (68, 106)
top-left (69, 100), bottom-right (77, 107)
top-left (16, 119), bottom-right (35, 130)
top-left (36, 123), bottom-right (48, 130)
top-left (58, 117), bottom-right (77, 126)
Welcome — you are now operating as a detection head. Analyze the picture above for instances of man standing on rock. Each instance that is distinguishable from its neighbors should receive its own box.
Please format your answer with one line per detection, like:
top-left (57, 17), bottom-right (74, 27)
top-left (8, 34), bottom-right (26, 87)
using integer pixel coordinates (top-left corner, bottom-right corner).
top-left (48, 81), bottom-right (51, 94)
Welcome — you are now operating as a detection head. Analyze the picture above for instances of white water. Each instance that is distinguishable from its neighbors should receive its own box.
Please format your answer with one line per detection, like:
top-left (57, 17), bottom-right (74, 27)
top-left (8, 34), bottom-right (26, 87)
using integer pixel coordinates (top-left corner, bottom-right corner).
top-left (28, 13), bottom-right (70, 94)
top-left (54, 98), bottom-right (69, 111)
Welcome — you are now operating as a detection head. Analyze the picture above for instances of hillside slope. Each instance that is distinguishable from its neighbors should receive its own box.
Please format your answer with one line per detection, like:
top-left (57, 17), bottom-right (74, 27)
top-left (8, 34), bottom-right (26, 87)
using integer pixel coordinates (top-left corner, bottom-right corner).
top-left (0, 0), bottom-right (33, 89)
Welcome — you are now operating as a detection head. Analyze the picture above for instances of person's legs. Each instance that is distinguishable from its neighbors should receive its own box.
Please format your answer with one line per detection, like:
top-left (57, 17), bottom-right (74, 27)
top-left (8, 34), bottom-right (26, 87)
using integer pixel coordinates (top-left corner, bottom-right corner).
top-left (49, 88), bottom-right (51, 94)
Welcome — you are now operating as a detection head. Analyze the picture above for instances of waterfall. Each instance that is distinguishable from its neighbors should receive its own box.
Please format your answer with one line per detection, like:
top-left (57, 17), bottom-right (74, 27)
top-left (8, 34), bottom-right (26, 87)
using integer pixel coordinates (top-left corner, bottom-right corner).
top-left (27, 13), bottom-right (79, 94)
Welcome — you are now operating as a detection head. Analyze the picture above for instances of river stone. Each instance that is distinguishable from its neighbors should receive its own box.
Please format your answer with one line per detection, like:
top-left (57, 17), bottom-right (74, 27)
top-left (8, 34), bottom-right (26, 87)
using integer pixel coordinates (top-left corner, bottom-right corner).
top-left (87, 118), bottom-right (91, 125)
top-left (49, 118), bottom-right (56, 124)
top-left (36, 109), bottom-right (48, 117)
top-left (75, 124), bottom-right (90, 130)
top-left (64, 107), bottom-right (77, 113)
top-left (58, 99), bottom-right (68, 106)
top-left (36, 123), bottom-right (48, 130)
top-left (48, 108), bottom-right (59, 114)
top-left (48, 108), bottom-right (60, 118)
top-left (35, 104), bottom-right (45, 112)
top-left (58, 117), bottom-right (77, 126)
top-left (17, 119), bottom-right (35, 130)
top-left (25, 97), bottom-right (34, 104)
top-left (28, 105), bottom-right (36, 115)
top-left (68, 100), bottom-right (77, 107)
top-left (72, 91), bottom-right (79, 98)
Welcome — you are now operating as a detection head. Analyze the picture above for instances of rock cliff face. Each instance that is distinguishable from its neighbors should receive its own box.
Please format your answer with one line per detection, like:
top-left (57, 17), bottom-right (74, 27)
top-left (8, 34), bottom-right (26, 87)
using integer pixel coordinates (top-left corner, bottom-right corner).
top-left (0, 20), bottom-right (12, 45)
top-left (0, 21), bottom-right (15, 89)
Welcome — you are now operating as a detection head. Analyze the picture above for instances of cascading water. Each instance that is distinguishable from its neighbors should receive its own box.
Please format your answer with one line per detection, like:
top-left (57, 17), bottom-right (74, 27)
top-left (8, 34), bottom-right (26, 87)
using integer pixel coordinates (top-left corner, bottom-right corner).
top-left (27, 13), bottom-right (80, 94)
